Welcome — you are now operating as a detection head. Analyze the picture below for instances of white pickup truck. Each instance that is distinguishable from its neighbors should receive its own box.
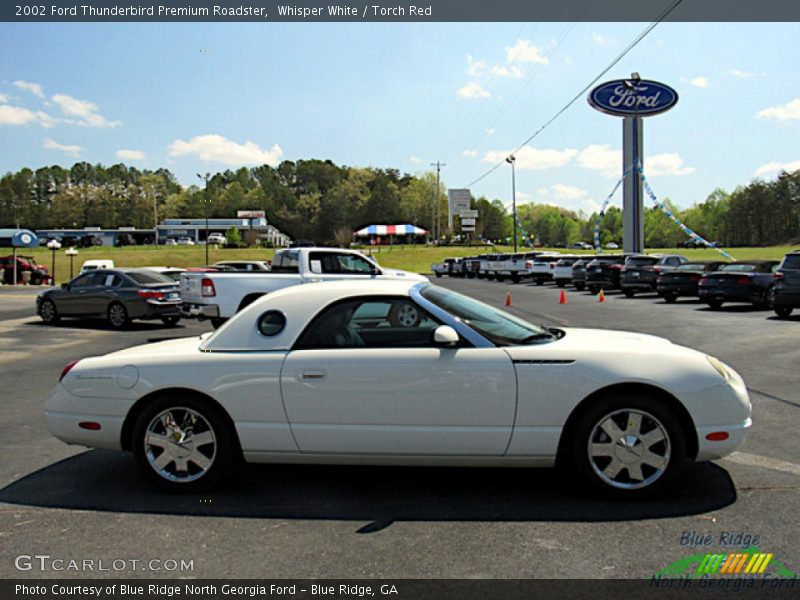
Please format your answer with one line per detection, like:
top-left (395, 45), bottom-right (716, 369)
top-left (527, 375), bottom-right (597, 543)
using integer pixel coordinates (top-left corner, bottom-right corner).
top-left (180, 247), bottom-right (427, 327)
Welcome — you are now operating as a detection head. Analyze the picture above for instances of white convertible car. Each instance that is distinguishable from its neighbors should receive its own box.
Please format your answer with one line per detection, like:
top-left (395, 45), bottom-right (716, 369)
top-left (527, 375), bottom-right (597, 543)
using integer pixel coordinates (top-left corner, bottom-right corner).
top-left (45, 280), bottom-right (751, 497)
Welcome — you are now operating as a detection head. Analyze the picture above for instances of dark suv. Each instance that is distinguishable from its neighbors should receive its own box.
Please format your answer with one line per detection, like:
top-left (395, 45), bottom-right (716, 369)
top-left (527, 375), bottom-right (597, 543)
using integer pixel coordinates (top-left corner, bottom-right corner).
top-left (620, 254), bottom-right (688, 297)
top-left (772, 250), bottom-right (800, 318)
top-left (585, 255), bottom-right (627, 294)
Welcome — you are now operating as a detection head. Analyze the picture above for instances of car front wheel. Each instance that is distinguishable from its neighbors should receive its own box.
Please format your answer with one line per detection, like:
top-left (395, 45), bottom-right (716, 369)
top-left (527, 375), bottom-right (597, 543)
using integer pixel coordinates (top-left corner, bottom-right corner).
top-left (132, 396), bottom-right (239, 491)
top-left (39, 299), bottom-right (60, 324)
top-left (663, 293), bottom-right (677, 304)
top-left (774, 306), bottom-right (793, 318)
top-left (568, 393), bottom-right (687, 498)
top-left (161, 316), bottom-right (180, 327)
top-left (623, 289), bottom-right (635, 298)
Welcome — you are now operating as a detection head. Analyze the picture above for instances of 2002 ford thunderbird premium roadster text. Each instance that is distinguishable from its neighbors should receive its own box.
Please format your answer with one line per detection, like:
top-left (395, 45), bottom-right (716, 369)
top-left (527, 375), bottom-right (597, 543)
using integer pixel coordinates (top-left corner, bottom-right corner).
top-left (45, 280), bottom-right (752, 497)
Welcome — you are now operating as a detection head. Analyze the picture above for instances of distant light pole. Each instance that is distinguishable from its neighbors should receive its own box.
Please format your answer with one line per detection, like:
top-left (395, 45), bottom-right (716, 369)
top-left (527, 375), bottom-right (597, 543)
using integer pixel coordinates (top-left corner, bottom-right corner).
top-left (198, 172), bottom-right (211, 265)
top-left (65, 247), bottom-right (78, 280)
top-left (46, 239), bottom-right (61, 284)
top-left (151, 186), bottom-right (159, 246)
top-left (506, 155), bottom-right (517, 252)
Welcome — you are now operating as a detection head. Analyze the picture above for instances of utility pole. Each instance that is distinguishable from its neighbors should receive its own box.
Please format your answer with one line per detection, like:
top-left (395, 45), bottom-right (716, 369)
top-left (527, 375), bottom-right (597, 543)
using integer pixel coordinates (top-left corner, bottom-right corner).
top-left (430, 161), bottom-right (445, 241)
top-left (506, 155), bottom-right (517, 252)
top-left (198, 172), bottom-right (211, 265)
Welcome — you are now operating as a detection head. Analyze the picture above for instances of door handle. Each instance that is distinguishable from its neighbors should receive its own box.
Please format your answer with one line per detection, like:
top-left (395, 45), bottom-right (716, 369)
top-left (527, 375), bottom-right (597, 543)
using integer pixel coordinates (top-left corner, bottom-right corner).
top-left (301, 369), bottom-right (326, 380)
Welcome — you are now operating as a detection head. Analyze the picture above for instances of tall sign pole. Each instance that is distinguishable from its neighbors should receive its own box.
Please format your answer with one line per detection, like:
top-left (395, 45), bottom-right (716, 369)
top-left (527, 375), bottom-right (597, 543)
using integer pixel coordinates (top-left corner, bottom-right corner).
top-left (588, 73), bottom-right (678, 255)
top-left (506, 155), bottom-right (517, 252)
top-left (431, 161), bottom-right (445, 239)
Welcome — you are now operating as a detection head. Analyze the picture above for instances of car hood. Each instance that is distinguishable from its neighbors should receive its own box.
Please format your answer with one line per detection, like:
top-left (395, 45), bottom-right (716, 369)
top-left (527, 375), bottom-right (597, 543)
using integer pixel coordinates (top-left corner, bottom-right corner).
top-left (503, 327), bottom-right (681, 360)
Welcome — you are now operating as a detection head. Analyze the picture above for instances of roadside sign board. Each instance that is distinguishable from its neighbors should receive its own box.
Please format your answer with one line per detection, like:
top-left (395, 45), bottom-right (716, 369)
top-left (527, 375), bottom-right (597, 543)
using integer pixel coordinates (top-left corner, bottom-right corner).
top-left (588, 79), bottom-right (678, 117)
top-left (448, 189), bottom-right (471, 229)
top-left (237, 210), bottom-right (266, 218)
top-left (461, 226), bottom-right (476, 232)
top-left (461, 218), bottom-right (476, 226)
top-left (459, 209), bottom-right (478, 218)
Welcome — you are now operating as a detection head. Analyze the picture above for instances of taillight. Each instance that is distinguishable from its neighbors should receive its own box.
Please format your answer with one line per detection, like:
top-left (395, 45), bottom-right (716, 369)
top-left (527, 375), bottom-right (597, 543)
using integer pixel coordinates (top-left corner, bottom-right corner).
top-left (653, 266), bottom-right (663, 273)
top-left (610, 264), bottom-right (623, 271)
top-left (60, 359), bottom-right (80, 382)
top-left (699, 277), bottom-right (709, 285)
top-left (736, 276), bottom-right (752, 285)
top-left (137, 290), bottom-right (164, 300)
top-left (773, 271), bottom-right (785, 280)
top-left (201, 278), bottom-right (216, 297)
top-left (690, 275), bottom-right (701, 282)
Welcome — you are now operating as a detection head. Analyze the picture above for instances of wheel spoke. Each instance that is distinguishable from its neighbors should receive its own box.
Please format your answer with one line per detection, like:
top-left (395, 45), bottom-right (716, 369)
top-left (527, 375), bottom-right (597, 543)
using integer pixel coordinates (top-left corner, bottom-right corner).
top-left (189, 451), bottom-right (212, 471)
top-left (145, 432), bottom-right (170, 449)
top-left (625, 411), bottom-right (643, 435)
top-left (642, 450), bottom-right (668, 469)
top-left (600, 419), bottom-right (623, 440)
top-left (626, 463), bottom-right (645, 481)
top-left (152, 451), bottom-right (173, 471)
top-left (590, 442), bottom-right (615, 457)
top-left (603, 458), bottom-right (625, 479)
top-left (639, 428), bottom-right (666, 448)
top-left (174, 456), bottom-right (189, 472)
top-left (191, 431), bottom-right (214, 447)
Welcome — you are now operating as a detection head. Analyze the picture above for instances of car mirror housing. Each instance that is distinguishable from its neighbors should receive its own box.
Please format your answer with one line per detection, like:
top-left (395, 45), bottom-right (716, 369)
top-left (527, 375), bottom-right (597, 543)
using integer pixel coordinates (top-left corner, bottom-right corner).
top-left (433, 325), bottom-right (459, 347)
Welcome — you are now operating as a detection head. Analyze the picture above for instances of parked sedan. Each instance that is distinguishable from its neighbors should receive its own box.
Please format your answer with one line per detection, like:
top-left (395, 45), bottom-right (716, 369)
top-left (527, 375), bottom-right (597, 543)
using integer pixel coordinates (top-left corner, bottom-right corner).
top-left (772, 250), bottom-right (800, 318)
top-left (698, 261), bottom-right (780, 309)
top-left (656, 261), bottom-right (728, 303)
top-left (45, 279), bottom-right (751, 498)
top-left (37, 269), bottom-right (182, 329)
top-left (620, 254), bottom-right (688, 297)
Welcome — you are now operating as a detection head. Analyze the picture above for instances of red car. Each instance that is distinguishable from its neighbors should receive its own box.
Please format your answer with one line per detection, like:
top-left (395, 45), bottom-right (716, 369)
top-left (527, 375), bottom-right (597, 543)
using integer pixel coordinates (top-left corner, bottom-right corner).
top-left (0, 255), bottom-right (50, 285)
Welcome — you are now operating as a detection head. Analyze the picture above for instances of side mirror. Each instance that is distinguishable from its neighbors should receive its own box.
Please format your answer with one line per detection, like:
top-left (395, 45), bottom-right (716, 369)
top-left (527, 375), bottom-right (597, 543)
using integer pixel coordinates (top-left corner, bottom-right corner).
top-left (433, 325), bottom-right (459, 347)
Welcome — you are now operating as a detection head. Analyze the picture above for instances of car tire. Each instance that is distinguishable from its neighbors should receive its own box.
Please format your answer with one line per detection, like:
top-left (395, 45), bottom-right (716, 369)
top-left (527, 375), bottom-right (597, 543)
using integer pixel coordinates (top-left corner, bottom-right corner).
top-left (39, 299), bottom-right (60, 324)
top-left (574, 282), bottom-right (585, 291)
top-left (132, 394), bottom-right (240, 492)
top-left (567, 392), bottom-right (688, 499)
top-left (556, 281), bottom-right (565, 288)
top-left (511, 275), bottom-right (520, 284)
top-left (623, 289), bottom-right (635, 298)
top-left (210, 318), bottom-right (227, 329)
top-left (435, 273), bottom-right (442, 278)
top-left (663, 294), bottom-right (677, 304)
top-left (388, 302), bottom-right (422, 328)
top-left (761, 286), bottom-right (775, 310)
top-left (588, 286), bottom-right (599, 295)
top-left (774, 306), bottom-right (793, 318)
top-left (107, 302), bottom-right (130, 330)
top-left (161, 316), bottom-right (180, 327)
top-left (535, 279), bottom-right (544, 286)
top-left (706, 299), bottom-right (723, 310)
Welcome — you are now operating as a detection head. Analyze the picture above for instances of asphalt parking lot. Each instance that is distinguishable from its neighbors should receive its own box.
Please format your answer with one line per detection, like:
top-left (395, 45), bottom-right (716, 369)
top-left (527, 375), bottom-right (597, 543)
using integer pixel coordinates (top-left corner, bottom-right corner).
top-left (0, 280), bottom-right (798, 579)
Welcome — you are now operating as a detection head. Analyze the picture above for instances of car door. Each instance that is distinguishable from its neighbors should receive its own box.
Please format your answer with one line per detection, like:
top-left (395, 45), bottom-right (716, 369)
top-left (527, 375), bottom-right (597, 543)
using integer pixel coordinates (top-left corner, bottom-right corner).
top-left (82, 271), bottom-right (124, 317)
top-left (57, 272), bottom-right (99, 315)
top-left (279, 297), bottom-right (517, 456)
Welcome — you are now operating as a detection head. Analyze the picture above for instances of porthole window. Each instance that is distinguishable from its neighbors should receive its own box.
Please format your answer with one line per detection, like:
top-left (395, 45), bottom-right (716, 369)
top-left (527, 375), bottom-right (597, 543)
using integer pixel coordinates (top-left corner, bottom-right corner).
top-left (257, 311), bottom-right (286, 337)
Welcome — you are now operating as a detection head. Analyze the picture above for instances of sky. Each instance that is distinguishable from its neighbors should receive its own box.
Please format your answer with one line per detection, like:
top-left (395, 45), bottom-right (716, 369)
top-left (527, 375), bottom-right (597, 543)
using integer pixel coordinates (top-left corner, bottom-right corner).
top-left (1, 21), bottom-right (800, 216)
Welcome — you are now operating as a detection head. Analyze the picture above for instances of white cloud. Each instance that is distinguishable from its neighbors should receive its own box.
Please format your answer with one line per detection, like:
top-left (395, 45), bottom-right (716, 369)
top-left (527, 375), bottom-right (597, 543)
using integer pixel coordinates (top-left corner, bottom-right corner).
top-left (754, 159), bottom-right (800, 177)
top-left (409, 155), bottom-right (422, 164)
top-left (0, 104), bottom-right (54, 128)
top-left (117, 149), bottom-right (146, 161)
top-left (465, 54), bottom-right (487, 78)
top-left (51, 93), bottom-right (121, 128)
top-left (457, 81), bottom-right (490, 99)
top-left (483, 146), bottom-right (578, 170)
top-left (645, 153), bottom-right (695, 176)
top-left (538, 183), bottom-right (589, 200)
top-left (485, 128), bottom-right (495, 136)
top-left (757, 98), bottom-right (800, 122)
top-left (505, 39), bottom-right (548, 65)
top-left (462, 149), bottom-right (478, 158)
top-left (592, 33), bottom-right (615, 45)
top-left (14, 80), bottom-right (45, 98)
top-left (577, 144), bottom-right (621, 176)
top-left (43, 138), bottom-right (81, 157)
top-left (689, 76), bottom-right (710, 88)
top-left (490, 64), bottom-right (523, 79)
top-left (727, 69), bottom-right (765, 79)
top-left (168, 134), bottom-right (283, 166)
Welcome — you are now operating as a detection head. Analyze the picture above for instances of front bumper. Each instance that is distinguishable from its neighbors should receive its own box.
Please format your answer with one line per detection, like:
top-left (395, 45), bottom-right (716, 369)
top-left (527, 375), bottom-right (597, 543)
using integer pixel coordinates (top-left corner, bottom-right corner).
top-left (181, 302), bottom-right (220, 319)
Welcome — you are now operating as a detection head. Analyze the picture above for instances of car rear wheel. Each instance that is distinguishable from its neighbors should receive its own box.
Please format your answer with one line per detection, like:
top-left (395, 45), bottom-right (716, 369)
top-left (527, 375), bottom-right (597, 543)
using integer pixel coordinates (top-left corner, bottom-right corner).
top-left (623, 289), bottom-right (635, 298)
top-left (774, 306), bottom-right (793, 318)
top-left (574, 282), bottom-right (585, 291)
top-left (132, 395), bottom-right (239, 492)
top-left (535, 279), bottom-right (544, 286)
top-left (761, 286), bottom-right (775, 310)
top-left (161, 316), bottom-right (180, 327)
top-left (435, 273), bottom-right (442, 278)
top-left (39, 299), bottom-right (60, 324)
top-left (663, 293), bottom-right (677, 304)
top-left (588, 286), bottom-right (599, 295)
top-left (706, 299), bottom-right (723, 310)
top-left (568, 393), bottom-right (687, 498)
top-left (107, 302), bottom-right (130, 329)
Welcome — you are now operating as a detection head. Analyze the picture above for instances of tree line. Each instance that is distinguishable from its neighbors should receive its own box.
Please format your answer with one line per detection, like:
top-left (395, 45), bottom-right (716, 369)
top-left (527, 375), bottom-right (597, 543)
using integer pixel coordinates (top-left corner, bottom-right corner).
top-left (1, 160), bottom-right (798, 247)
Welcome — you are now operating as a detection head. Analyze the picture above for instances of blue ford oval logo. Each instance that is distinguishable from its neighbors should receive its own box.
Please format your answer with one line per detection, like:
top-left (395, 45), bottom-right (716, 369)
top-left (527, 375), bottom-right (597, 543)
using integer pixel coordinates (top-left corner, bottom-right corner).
top-left (588, 79), bottom-right (678, 117)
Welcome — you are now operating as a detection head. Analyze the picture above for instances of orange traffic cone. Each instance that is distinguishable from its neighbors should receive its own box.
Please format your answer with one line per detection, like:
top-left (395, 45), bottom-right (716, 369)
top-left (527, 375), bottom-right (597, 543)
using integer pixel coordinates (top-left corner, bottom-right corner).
top-left (505, 292), bottom-right (512, 307)
top-left (598, 289), bottom-right (606, 303)
top-left (559, 289), bottom-right (567, 304)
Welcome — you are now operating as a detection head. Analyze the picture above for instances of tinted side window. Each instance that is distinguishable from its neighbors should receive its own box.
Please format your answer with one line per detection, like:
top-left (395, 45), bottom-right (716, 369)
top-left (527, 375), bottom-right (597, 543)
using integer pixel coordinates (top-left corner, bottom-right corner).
top-left (295, 297), bottom-right (441, 350)
top-left (100, 273), bottom-right (122, 287)
top-left (781, 255), bottom-right (800, 270)
top-left (271, 251), bottom-right (299, 273)
top-left (70, 273), bottom-right (96, 288)
top-left (309, 252), bottom-right (375, 274)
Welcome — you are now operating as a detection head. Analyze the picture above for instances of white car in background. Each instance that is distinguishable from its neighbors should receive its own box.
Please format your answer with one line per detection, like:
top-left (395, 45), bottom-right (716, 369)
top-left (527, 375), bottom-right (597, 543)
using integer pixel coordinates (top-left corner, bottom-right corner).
top-left (207, 233), bottom-right (226, 245)
top-left (45, 280), bottom-right (751, 498)
top-left (177, 237), bottom-right (195, 246)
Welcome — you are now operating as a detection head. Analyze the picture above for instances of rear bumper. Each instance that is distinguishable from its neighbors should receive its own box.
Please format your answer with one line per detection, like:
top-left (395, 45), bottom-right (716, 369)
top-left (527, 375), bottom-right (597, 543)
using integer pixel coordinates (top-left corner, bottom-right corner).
top-left (657, 282), bottom-right (698, 296)
top-left (181, 302), bottom-right (220, 319)
top-left (621, 280), bottom-right (657, 291)
top-left (44, 384), bottom-right (125, 450)
top-left (773, 289), bottom-right (800, 308)
top-left (137, 300), bottom-right (181, 320)
top-left (698, 286), bottom-right (762, 304)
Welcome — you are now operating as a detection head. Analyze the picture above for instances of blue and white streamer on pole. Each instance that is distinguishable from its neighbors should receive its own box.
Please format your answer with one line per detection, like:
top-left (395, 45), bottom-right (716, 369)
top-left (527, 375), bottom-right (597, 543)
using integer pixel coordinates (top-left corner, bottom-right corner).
top-left (636, 161), bottom-right (736, 261)
top-left (593, 165), bottom-right (634, 253)
top-left (513, 213), bottom-right (535, 248)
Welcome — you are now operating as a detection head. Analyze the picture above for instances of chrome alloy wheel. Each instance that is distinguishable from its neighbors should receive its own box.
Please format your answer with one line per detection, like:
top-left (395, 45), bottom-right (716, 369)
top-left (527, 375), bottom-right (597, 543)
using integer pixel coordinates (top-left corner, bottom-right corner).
top-left (108, 304), bottom-right (127, 328)
top-left (144, 407), bottom-right (217, 483)
top-left (396, 303), bottom-right (419, 327)
top-left (587, 409), bottom-right (671, 490)
top-left (40, 300), bottom-right (56, 321)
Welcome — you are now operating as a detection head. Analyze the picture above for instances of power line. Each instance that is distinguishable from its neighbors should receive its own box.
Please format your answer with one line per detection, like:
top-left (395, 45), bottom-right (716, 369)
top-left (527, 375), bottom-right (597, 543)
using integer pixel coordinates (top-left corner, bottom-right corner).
top-left (461, 0), bottom-right (684, 190)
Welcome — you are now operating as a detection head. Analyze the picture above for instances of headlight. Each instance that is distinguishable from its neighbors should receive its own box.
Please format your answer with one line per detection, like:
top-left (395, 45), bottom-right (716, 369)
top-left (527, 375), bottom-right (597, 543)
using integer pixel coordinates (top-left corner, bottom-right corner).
top-left (707, 355), bottom-right (733, 382)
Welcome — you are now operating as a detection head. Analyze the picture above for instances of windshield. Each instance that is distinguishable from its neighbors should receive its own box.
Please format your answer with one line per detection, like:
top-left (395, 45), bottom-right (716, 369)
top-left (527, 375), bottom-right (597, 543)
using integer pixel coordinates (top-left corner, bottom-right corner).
top-left (626, 256), bottom-right (658, 266)
top-left (677, 263), bottom-right (711, 271)
top-left (719, 264), bottom-right (759, 272)
top-left (420, 285), bottom-right (554, 346)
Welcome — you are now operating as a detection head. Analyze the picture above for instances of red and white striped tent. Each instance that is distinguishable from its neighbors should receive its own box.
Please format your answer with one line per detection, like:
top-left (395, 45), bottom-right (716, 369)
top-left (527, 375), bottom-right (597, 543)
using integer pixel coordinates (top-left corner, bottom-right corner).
top-left (354, 224), bottom-right (429, 237)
